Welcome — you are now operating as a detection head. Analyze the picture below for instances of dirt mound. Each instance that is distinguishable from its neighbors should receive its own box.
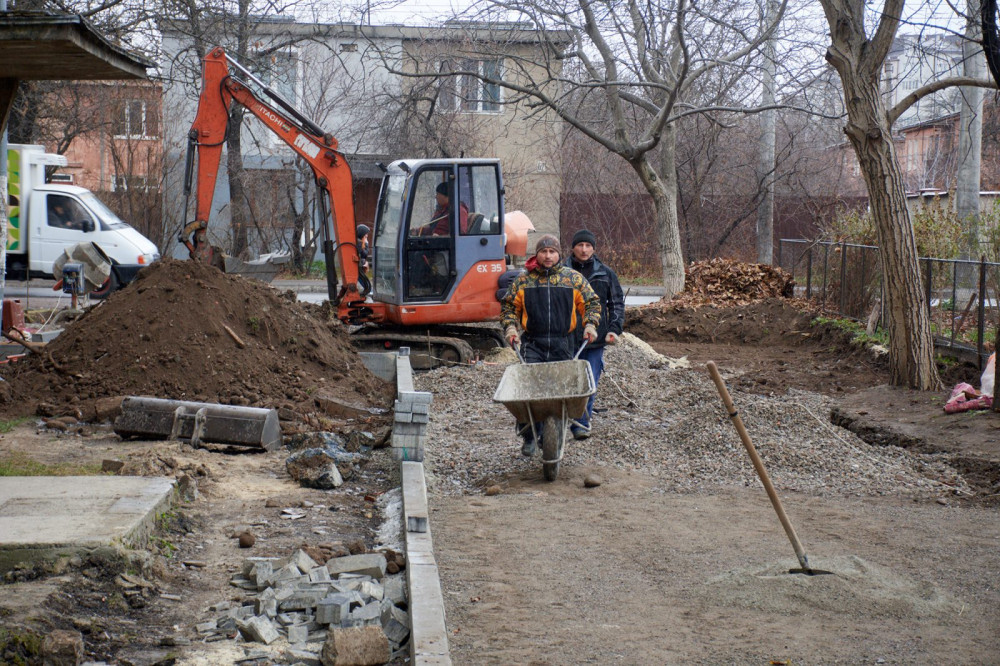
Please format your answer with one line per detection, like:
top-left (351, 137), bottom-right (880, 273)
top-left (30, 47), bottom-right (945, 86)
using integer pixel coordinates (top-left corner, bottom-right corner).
top-left (0, 259), bottom-right (390, 420)
top-left (626, 297), bottom-right (818, 346)
top-left (676, 258), bottom-right (794, 307)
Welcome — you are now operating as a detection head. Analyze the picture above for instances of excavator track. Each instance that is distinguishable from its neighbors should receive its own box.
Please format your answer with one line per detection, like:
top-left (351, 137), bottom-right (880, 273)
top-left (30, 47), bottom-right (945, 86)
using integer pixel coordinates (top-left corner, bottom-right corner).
top-left (350, 324), bottom-right (504, 369)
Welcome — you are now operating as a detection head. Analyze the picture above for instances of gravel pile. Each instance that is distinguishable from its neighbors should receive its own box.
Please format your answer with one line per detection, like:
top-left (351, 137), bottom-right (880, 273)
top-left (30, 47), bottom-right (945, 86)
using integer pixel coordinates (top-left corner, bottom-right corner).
top-left (417, 335), bottom-right (969, 498)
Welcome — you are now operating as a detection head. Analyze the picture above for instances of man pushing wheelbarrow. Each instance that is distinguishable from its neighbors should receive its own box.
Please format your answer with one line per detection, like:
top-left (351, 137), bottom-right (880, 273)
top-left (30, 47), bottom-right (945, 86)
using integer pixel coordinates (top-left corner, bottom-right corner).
top-left (499, 234), bottom-right (601, 460)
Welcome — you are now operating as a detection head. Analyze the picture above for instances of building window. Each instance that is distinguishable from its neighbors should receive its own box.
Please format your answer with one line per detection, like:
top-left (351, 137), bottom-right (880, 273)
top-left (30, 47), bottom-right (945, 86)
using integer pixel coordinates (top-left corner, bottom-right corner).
top-left (439, 58), bottom-right (503, 113)
top-left (115, 100), bottom-right (158, 139)
top-left (113, 175), bottom-right (155, 192)
top-left (254, 51), bottom-right (298, 105)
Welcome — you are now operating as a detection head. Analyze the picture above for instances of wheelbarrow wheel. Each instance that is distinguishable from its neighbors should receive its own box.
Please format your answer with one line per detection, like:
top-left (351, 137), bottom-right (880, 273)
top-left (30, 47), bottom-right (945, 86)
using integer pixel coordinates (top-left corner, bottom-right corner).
top-left (541, 416), bottom-right (562, 481)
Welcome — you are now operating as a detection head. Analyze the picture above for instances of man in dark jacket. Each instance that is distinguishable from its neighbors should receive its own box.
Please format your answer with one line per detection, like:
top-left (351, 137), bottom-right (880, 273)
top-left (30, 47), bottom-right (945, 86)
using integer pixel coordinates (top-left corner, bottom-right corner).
top-left (501, 234), bottom-right (601, 455)
top-left (569, 229), bottom-right (625, 440)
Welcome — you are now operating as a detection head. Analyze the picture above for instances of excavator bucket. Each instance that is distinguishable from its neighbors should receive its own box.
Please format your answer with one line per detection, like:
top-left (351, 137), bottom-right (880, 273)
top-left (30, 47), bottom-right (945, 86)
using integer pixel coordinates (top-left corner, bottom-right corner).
top-left (114, 397), bottom-right (282, 451)
top-left (223, 252), bottom-right (291, 284)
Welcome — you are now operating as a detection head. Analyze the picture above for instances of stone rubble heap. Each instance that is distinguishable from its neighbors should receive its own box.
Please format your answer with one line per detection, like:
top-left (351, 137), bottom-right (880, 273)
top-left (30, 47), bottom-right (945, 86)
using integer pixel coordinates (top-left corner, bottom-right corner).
top-left (195, 548), bottom-right (410, 664)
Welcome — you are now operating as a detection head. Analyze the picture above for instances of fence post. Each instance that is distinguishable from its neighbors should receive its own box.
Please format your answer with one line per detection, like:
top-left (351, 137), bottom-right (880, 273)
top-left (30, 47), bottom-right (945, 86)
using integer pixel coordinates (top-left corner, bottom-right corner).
top-left (978, 256), bottom-right (987, 368)
top-left (951, 261), bottom-right (958, 344)
top-left (806, 247), bottom-right (813, 299)
top-left (777, 240), bottom-right (782, 269)
top-left (822, 243), bottom-right (829, 307)
top-left (839, 242), bottom-right (848, 315)
top-left (924, 258), bottom-right (933, 315)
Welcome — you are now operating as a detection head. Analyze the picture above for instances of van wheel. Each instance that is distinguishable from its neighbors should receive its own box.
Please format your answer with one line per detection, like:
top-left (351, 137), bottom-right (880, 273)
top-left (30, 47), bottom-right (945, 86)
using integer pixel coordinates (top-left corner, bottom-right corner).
top-left (90, 271), bottom-right (119, 300)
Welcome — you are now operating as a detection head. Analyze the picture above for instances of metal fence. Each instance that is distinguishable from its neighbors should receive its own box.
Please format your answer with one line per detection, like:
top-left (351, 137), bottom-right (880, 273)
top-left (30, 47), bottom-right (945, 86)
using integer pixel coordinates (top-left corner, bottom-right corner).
top-left (776, 239), bottom-right (1000, 367)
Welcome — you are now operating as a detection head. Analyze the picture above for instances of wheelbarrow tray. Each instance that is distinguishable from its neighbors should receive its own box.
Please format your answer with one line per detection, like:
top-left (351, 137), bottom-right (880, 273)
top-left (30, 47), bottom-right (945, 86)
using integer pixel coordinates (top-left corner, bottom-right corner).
top-left (493, 359), bottom-right (596, 423)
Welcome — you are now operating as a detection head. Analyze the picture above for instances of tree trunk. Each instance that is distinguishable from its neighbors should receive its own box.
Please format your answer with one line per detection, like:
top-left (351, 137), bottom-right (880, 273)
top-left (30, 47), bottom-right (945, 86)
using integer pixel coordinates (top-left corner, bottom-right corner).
top-left (841, 81), bottom-right (941, 390)
top-left (226, 110), bottom-right (250, 258)
top-left (637, 124), bottom-right (684, 296)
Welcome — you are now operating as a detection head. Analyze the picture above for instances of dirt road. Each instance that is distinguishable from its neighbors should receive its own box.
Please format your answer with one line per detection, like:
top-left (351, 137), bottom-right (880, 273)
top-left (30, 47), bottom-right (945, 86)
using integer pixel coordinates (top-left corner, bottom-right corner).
top-left (422, 300), bottom-right (1000, 664)
top-left (433, 480), bottom-right (1000, 664)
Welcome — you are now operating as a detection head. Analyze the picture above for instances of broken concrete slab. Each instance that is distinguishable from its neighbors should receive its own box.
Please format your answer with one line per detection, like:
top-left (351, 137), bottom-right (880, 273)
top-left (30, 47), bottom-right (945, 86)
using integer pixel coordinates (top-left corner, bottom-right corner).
top-left (326, 553), bottom-right (387, 580)
top-left (0, 476), bottom-right (176, 572)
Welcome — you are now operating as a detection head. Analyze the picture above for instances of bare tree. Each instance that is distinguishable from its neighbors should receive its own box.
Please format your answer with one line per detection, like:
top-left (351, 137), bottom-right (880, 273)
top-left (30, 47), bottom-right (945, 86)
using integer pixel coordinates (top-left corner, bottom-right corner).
top-left (819, 0), bottom-right (996, 389)
top-left (397, 0), bottom-right (788, 295)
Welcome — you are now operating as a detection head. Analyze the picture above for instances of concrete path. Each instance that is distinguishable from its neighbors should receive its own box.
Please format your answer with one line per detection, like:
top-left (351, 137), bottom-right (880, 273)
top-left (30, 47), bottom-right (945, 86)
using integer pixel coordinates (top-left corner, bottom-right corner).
top-left (0, 476), bottom-right (176, 571)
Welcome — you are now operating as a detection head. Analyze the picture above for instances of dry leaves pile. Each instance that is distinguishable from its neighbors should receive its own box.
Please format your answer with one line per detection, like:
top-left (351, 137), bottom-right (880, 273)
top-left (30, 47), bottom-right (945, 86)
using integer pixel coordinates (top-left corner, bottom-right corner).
top-left (674, 258), bottom-right (795, 307)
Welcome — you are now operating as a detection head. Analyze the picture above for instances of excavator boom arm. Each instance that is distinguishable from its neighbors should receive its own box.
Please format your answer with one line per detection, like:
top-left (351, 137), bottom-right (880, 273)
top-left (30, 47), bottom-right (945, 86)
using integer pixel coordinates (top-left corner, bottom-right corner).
top-left (185, 46), bottom-right (371, 314)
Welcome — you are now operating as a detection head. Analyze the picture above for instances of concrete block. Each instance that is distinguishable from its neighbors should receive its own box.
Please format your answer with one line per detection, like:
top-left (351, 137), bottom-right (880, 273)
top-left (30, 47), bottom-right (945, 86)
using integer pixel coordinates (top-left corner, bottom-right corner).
top-left (358, 580), bottom-right (384, 602)
top-left (326, 553), bottom-right (387, 580)
top-left (316, 593), bottom-right (351, 625)
top-left (250, 560), bottom-right (274, 589)
top-left (308, 566), bottom-right (331, 583)
top-left (402, 462), bottom-right (429, 534)
top-left (322, 626), bottom-right (390, 666)
top-left (382, 605), bottom-right (410, 646)
top-left (278, 590), bottom-right (326, 611)
top-left (394, 411), bottom-right (413, 423)
top-left (285, 647), bottom-right (321, 666)
top-left (397, 390), bottom-right (433, 405)
top-left (393, 421), bottom-right (426, 435)
top-left (272, 562), bottom-right (302, 585)
top-left (236, 616), bottom-right (280, 645)
top-left (383, 576), bottom-right (407, 607)
top-left (392, 446), bottom-right (425, 463)
top-left (286, 623), bottom-right (309, 644)
top-left (411, 403), bottom-right (430, 415)
top-left (346, 601), bottom-right (382, 627)
top-left (290, 549), bottom-right (320, 574)
top-left (242, 556), bottom-right (283, 577)
top-left (358, 352), bottom-right (397, 382)
top-left (195, 620), bottom-right (218, 634)
top-left (411, 413), bottom-right (429, 424)
top-left (256, 597), bottom-right (277, 618)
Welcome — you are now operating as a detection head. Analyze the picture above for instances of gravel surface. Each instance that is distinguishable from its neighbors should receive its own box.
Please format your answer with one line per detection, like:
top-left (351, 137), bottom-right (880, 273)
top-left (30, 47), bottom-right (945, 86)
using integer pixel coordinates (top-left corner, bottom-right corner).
top-left (418, 334), bottom-right (970, 498)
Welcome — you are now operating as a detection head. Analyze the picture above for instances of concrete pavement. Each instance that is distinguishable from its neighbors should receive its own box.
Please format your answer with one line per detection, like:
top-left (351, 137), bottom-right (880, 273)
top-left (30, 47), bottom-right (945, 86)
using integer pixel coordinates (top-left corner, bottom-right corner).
top-left (0, 476), bottom-right (176, 572)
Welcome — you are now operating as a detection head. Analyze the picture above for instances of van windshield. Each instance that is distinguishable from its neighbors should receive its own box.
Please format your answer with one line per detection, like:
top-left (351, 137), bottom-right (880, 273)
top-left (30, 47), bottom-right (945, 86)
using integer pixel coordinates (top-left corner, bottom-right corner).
top-left (78, 192), bottom-right (130, 230)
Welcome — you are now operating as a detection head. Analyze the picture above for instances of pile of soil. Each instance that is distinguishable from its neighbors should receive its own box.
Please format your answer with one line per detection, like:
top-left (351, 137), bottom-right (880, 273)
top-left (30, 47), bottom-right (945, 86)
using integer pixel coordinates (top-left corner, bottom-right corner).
top-left (0, 259), bottom-right (390, 421)
top-left (676, 258), bottom-right (794, 307)
top-left (626, 297), bottom-right (819, 347)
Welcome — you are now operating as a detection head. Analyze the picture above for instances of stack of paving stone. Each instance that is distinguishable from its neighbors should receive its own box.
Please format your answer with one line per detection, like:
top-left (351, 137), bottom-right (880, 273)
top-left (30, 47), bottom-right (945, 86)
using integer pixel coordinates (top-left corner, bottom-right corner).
top-left (195, 548), bottom-right (410, 662)
top-left (392, 349), bottom-right (432, 461)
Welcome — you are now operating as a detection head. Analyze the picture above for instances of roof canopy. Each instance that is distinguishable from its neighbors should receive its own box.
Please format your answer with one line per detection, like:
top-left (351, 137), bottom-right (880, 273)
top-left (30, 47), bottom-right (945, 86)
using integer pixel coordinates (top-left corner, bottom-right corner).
top-left (0, 13), bottom-right (150, 80)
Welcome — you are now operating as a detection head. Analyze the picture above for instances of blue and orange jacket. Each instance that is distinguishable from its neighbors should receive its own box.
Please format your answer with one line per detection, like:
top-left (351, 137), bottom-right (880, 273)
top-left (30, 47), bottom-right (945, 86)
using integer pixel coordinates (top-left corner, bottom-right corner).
top-left (501, 257), bottom-right (601, 339)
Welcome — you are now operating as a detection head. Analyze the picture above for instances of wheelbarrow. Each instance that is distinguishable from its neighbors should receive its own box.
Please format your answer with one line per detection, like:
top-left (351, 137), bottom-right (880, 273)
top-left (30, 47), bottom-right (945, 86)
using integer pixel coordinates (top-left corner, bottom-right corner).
top-left (493, 342), bottom-right (595, 481)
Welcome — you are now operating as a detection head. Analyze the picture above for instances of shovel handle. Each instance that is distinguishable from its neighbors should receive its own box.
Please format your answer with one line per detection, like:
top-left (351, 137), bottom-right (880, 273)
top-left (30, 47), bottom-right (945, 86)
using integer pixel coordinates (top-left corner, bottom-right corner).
top-left (706, 361), bottom-right (811, 571)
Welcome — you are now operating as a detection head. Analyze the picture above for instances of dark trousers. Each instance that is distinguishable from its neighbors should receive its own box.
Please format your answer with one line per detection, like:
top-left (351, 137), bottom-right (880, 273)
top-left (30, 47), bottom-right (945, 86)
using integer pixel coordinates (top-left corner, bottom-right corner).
top-left (575, 345), bottom-right (605, 429)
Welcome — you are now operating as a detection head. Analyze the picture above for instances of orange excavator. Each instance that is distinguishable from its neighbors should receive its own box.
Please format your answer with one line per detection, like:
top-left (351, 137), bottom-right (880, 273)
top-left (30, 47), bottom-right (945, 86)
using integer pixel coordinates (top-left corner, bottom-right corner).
top-left (183, 47), bottom-right (533, 364)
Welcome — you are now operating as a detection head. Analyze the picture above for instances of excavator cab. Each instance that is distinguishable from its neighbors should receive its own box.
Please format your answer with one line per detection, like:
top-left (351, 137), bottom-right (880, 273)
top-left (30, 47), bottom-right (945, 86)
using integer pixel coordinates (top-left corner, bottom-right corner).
top-left (371, 159), bottom-right (507, 325)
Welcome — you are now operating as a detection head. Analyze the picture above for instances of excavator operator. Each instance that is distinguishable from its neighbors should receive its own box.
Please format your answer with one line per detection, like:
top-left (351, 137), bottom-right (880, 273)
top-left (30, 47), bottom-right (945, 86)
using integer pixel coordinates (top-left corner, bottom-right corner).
top-left (412, 182), bottom-right (469, 236)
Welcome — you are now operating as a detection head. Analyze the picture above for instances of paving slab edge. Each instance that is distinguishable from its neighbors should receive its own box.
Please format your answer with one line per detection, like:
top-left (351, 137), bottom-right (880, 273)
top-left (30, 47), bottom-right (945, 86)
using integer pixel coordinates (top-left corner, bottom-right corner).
top-left (395, 353), bottom-right (452, 666)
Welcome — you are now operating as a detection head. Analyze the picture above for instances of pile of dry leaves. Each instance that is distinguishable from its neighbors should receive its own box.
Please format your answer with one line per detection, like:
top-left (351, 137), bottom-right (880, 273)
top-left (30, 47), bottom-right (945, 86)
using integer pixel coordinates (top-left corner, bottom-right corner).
top-left (673, 258), bottom-right (795, 307)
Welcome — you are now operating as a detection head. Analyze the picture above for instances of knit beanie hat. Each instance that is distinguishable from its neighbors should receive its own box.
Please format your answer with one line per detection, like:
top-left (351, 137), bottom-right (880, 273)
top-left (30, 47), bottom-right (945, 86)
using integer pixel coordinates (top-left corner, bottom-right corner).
top-left (436, 182), bottom-right (449, 196)
top-left (572, 229), bottom-right (596, 249)
top-left (534, 234), bottom-right (561, 256)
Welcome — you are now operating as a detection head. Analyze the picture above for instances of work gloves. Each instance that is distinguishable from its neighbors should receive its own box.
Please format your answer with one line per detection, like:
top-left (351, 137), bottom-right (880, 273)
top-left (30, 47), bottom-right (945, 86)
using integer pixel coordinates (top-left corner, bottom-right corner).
top-left (504, 326), bottom-right (520, 346)
top-left (583, 323), bottom-right (598, 343)
top-left (606, 332), bottom-right (619, 344)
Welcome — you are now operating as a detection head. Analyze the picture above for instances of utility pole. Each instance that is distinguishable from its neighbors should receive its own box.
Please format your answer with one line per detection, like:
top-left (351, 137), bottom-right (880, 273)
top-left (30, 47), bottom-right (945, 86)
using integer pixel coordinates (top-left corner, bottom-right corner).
top-left (755, 0), bottom-right (779, 265)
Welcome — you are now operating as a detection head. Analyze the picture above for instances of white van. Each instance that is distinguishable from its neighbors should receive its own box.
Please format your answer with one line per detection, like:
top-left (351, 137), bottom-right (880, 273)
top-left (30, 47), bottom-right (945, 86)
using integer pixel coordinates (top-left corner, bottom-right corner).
top-left (6, 144), bottom-right (160, 295)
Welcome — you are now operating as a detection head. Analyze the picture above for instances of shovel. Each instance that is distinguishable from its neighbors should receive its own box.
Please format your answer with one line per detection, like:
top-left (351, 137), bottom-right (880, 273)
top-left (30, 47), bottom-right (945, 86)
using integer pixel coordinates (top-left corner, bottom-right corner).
top-left (707, 361), bottom-right (832, 576)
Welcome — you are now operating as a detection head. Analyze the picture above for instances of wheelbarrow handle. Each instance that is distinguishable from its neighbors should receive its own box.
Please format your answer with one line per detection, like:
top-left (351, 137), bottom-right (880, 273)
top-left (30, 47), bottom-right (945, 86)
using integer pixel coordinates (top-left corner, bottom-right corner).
top-left (509, 339), bottom-right (526, 364)
top-left (573, 338), bottom-right (589, 360)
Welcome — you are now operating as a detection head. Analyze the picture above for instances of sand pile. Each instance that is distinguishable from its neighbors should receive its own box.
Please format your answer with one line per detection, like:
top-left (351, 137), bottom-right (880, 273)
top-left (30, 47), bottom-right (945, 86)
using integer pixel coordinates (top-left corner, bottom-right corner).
top-left (0, 259), bottom-right (390, 420)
